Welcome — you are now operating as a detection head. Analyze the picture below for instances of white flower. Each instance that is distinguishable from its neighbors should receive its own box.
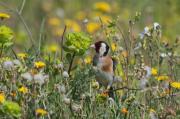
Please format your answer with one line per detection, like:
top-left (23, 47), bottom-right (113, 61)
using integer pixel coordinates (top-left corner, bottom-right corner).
top-left (21, 72), bottom-right (33, 82)
top-left (34, 73), bottom-right (49, 85)
top-left (63, 71), bottom-right (69, 78)
top-left (139, 26), bottom-right (151, 39)
top-left (2, 60), bottom-right (14, 70)
top-left (144, 26), bottom-right (151, 36)
top-left (153, 22), bottom-right (160, 31)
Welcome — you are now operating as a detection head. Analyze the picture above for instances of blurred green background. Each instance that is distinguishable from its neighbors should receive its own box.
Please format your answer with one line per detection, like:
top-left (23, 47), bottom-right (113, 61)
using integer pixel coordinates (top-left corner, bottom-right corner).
top-left (0, 0), bottom-right (180, 50)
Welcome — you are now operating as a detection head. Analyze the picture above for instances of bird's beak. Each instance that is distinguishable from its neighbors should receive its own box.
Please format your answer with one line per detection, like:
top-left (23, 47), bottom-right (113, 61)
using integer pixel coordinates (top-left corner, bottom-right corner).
top-left (90, 44), bottom-right (95, 48)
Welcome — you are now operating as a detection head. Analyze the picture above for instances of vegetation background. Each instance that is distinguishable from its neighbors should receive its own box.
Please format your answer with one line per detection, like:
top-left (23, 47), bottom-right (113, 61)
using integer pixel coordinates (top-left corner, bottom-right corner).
top-left (0, 0), bottom-right (180, 119)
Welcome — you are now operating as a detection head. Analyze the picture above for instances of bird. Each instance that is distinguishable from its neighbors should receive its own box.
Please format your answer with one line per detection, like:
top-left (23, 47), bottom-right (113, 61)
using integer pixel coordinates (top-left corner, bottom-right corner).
top-left (90, 41), bottom-right (121, 98)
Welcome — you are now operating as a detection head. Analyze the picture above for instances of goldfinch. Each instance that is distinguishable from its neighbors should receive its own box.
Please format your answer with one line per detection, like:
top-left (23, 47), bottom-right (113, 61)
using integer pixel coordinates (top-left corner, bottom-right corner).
top-left (90, 41), bottom-right (121, 98)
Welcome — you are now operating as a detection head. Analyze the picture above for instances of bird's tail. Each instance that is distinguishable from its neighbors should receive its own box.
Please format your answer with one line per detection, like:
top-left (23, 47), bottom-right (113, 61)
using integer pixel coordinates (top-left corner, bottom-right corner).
top-left (108, 87), bottom-right (115, 99)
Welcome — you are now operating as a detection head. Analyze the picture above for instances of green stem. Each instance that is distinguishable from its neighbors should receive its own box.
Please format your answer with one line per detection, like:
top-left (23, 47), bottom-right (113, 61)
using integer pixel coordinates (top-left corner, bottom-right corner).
top-left (68, 52), bottom-right (76, 74)
top-left (0, 44), bottom-right (4, 57)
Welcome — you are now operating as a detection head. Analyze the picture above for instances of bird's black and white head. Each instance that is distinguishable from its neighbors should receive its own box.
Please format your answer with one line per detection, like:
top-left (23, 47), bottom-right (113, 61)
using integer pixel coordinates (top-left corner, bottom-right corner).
top-left (90, 41), bottom-right (109, 57)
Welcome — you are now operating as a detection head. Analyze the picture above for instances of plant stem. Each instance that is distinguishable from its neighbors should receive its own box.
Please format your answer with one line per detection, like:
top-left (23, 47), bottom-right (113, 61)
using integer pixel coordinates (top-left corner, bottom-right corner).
top-left (60, 26), bottom-right (67, 61)
top-left (68, 52), bottom-right (76, 74)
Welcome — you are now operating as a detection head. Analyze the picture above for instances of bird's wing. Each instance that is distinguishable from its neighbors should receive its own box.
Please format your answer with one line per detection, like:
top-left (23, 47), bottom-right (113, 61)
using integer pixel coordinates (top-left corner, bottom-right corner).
top-left (92, 54), bottom-right (99, 66)
top-left (112, 57), bottom-right (118, 72)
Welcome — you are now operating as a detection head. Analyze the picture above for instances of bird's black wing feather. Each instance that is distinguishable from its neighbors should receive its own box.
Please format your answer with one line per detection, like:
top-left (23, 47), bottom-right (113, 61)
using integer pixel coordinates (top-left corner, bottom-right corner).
top-left (112, 58), bottom-right (118, 71)
top-left (93, 54), bottom-right (99, 66)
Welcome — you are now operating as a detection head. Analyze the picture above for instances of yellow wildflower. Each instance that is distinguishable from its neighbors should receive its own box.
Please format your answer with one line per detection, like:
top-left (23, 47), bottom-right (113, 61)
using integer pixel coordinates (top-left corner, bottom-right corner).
top-left (18, 86), bottom-right (28, 94)
top-left (99, 15), bottom-right (111, 24)
top-left (75, 11), bottom-right (86, 20)
top-left (84, 56), bottom-right (92, 64)
top-left (48, 17), bottom-right (61, 27)
top-left (151, 68), bottom-right (158, 76)
top-left (0, 13), bottom-right (10, 19)
top-left (36, 108), bottom-right (48, 116)
top-left (156, 75), bottom-right (169, 81)
top-left (0, 93), bottom-right (5, 103)
top-left (17, 53), bottom-right (28, 59)
top-left (65, 19), bottom-right (81, 32)
top-left (86, 22), bottom-right (100, 34)
top-left (111, 43), bottom-right (116, 52)
top-left (170, 82), bottom-right (180, 89)
top-left (48, 44), bottom-right (59, 52)
top-left (53, 28), bottom-right (64, 37)
top-left (149, 108), bottom-right (156, 113)
top-left (121, 108), bottom-right (128, 114)
top-left (94, 2), bottom-right (111, 13)
top-left (34, 61), bottom-right (46, 69)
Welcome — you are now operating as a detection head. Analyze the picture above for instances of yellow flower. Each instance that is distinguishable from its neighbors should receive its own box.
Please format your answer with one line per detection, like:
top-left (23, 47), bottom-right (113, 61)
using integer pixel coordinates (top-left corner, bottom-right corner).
top-left (0, 93), bottom-right (5, 103)
top-left (53, 28), bottom-right (64, 37)
top-left (111, 43), bottom-right (116, 52)
top-left (18, 86), bottom-right (28, 94)
top-left (36, 108), bottom-right (48, 116)
top-left (48, 44), bottom-right (59, 52)
top-left (156, 75), bottom-right (169, 81)
top-left (34, 61), bottom-right (46, 69)
top-left (65, 19), bottom-right (81, 32)
top-left (0, 13), bottom-right (10, 19)
top-left (121, 108), bottom-right (128, 114)
top-left (84, 56), bottom-right (92, 64)
top-left (149, 108), bottom-right (156, 113)
top-left (48, 17), bottom-right (61, 27)
top-left (99, 15), bottom-right (111, 24)
top-left (86, 22), bottom-right (100, 34)
top-left (94, 2), bottom-right (111, 13)
top-left (75, 11), bottom-right (86, 20)
top-left (151, 68), bottom-right (158, 76)
top-left (170, 82), bottom-right (180, 89)
top-left (17, 53), bottom-right (28, 59)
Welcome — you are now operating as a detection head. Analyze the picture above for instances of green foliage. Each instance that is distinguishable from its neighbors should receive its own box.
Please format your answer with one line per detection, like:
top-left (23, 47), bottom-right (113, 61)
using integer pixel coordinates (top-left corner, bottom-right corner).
top-left (0, 25), bottom-right (13, 47)
top-left (64, 32), bottom-right (92, 55)
top-left (1, 101), bottom-right (21, 118)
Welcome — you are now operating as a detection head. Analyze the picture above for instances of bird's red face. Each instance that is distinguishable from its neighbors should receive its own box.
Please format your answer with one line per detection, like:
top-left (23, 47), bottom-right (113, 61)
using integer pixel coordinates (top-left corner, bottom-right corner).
top-left (90, 41), bottom-right (109, 56)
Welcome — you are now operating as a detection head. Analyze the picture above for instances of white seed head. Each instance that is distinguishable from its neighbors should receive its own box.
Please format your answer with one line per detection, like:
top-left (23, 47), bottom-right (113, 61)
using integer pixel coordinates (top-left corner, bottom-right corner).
top-left (63, 97), bottom-right (71, 105)
top-left (58, 84), bottom-right (66, 94)
top-left (13, 59), bottom-right (21, 66)
top-left (34, 73), bottom-right (49, 85)
top-left (3, 60), bottom-right (14, 70)
top-left (63, 71), bottom-right (69, 78)
top-left (71, 103), bottom-right (81, 113)
top-left (21, 72), bottom-right (33, 81)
